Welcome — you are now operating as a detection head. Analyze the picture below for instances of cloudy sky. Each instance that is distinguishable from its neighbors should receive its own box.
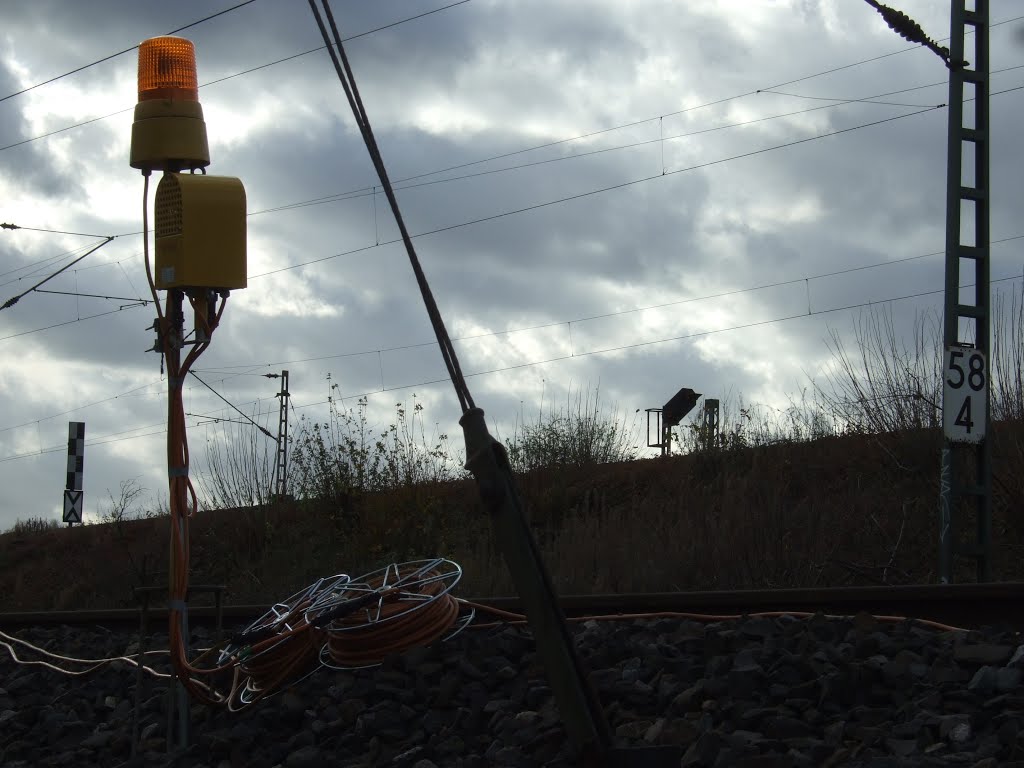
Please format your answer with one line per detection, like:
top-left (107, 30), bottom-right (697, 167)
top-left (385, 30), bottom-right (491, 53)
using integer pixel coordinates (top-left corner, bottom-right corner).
top-left (1, 0), bottom-right (1022, 528)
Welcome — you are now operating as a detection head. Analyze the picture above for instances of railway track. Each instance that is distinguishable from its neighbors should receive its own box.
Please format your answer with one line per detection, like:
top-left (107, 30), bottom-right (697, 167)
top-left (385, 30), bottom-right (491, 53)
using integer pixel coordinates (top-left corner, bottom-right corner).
top-left (2, 581), bottom-right (1022, 631)
top-left (4, 581), bottom-right (1024, 766)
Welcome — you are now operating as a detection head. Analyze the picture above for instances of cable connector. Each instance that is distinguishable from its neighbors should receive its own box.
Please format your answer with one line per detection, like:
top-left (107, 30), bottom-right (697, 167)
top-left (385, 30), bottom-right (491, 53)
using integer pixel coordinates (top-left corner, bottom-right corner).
top-left (1, 223), bottom-right (20, 231)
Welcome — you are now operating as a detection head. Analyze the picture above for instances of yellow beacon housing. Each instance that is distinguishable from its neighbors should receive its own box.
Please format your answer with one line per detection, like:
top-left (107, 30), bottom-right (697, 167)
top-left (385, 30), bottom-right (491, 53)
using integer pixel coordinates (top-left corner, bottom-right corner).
top-left (130, 36), bottom-right (209, 173)
top-left (129, 35), bottom-right (247, 292)
top-left (154, 173), bottom-right (247, 291)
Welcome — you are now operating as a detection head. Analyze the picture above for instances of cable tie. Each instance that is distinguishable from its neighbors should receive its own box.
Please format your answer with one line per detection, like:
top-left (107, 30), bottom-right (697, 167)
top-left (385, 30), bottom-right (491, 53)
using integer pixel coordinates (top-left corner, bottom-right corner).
top-left (168, 377), bottom-right (185, 389)
top-left (167, 599), bottom-right (188, 611)
top-left (168, 466), bottom-right (189, 478)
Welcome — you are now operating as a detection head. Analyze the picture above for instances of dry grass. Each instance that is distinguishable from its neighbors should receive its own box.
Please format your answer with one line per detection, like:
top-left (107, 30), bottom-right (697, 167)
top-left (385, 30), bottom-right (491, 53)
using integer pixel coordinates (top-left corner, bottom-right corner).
top-left (2, 421), bottom-right (1022, 612)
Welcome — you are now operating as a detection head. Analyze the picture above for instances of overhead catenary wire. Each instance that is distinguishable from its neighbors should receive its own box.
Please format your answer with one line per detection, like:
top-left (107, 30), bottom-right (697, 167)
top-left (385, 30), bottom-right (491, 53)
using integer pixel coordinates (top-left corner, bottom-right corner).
top-left (36, 75), bottom-right (1009, 288)
top-left (11, 62), bottom-right (1017, 277)
top-left (0, 241), bottom-right (110, 287)
top-left (0, 420), bottom-right (171, 463)
top-left (65, 212), bottom-right (1024, 421)
top-left (188, 372), bottom-right (275, 440)
top-left (7, 268), bottom-right (1017, 464)
top-left (0, 0), bottom-right (261, 104)
top-left (0, 373), bottom-right (234, 437)
top-left (47, 66), bottom-right (1014, 289)
top-left (188, 413), bottom-right (267, 429)
top-left (201, 232), bottom-right (1024, 374)
top-left (0, 223), bottom-right (116, 238)
top-left (199, 0), bottom-right (472, 91)
top-left (247, 89), bottom-right (946, 218)
top-left (1, 236), bottom-right (114, 310)
top-left (0, 380), bottom-right (164, 435)
top-left (59, 61), bottom-right (1024, 259)
top-left (0, 303), bottom-right (145, 343)
top-left (0, 1), bottom-right (474, 155)
top-left (364, 13), bottom-right (1024, 190)
top-left (292, 272), bottom-right (1024, 410)
top-left (196, 60), bottom-right (1024, 220)
top-left (32, 288), bottom-right (149, 305)
top-left (91, 79), bottom-right (958, 244)
top-left (5, 217), bottom-right (1023, 444)
top-left (249, 101), bottom-right (948, 280)
top-left (5, 7), bottom-right (1019, 160)
top-left (250, 80), bottom-right (1023, 280)
top-left (1, 14), bottom-right (1019, 448)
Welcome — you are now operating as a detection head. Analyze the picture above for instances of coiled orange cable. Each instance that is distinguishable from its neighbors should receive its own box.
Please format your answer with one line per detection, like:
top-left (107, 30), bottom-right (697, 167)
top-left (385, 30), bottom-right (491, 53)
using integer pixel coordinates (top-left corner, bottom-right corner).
top-left (323, 569), bottom-right (461, 667)
top-left (238, 621), bottom-right (324, 700)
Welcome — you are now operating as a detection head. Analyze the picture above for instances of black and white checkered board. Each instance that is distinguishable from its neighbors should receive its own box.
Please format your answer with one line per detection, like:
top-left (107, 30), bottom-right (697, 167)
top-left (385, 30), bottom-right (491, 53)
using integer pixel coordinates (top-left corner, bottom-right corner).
top-left (65, 421), bottom-right (84, 491)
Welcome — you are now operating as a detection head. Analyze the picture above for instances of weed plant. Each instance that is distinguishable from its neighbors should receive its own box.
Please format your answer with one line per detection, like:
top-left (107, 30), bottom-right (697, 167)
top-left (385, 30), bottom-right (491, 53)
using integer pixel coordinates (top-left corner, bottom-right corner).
top-left (502, 386), bottom-right (641, 473)
top-left (9, 287), bottom-right (1021, 609)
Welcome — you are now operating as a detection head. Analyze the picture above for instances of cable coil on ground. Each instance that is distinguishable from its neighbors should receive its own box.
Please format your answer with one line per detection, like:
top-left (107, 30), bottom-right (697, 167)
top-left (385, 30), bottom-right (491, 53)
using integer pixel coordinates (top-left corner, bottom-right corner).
top-left (307, 558), bottom-right (474, 669)
top-left (211, 560), bottom-right (476, 707)
top-left (218, 574), bottom-right (348, 707)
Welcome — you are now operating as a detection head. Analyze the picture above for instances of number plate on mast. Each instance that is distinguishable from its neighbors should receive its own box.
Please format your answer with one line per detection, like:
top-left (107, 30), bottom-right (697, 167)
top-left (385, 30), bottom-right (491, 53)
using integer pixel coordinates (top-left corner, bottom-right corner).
top-left (943, 346), bottom-right (987, 443)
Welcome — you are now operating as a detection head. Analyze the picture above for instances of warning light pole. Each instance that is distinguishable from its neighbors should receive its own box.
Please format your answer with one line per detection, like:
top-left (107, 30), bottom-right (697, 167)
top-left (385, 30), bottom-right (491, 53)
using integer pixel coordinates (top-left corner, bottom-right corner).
top-left (129, 36), bottom-right (247, 750)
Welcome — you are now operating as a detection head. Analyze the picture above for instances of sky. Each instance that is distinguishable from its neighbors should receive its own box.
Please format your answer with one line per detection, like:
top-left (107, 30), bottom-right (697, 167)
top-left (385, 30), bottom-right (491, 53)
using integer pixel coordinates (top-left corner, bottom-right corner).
top-left (1, 0), bottom-right (1023, 529)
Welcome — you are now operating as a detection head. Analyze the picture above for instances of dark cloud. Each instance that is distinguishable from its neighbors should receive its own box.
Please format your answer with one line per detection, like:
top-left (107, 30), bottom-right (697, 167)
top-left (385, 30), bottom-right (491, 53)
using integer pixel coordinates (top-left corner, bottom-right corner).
top-left (0, 0), bottom-right (1022, 529)
top-left (0, 60), bottom-right (82, 198)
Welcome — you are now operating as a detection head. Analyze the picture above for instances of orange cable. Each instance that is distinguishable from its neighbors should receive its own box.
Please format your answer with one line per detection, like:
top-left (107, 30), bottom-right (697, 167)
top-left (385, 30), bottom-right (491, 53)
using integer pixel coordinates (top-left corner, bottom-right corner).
top-left (324, 569), bottom-right (461, 667)
top-left (459, 601), bottom-right (967, 634)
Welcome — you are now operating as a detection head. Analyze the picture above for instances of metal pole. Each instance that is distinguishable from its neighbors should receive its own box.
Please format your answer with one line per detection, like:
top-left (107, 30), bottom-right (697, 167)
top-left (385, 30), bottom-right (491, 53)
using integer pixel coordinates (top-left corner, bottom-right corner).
top-left (274, 370), bottom-right (290, 499)
top-left (166, 289), bottom-right (190, 752)
top-left (130, 590), bottom-right (149, 757)
top-left (940, 0), bottom-right (991, 583)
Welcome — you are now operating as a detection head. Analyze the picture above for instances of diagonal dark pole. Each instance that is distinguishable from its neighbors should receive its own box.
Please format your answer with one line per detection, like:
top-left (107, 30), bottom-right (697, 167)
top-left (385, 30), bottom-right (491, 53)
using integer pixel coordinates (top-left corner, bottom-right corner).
top-left (189, 372), bottom-right (275, 439)
top-left (307, 2), bottom-right (679, 764)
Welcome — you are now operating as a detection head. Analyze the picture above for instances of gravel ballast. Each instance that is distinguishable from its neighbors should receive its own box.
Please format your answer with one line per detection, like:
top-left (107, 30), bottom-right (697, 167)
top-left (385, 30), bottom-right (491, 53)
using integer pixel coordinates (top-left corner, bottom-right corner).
top-left (2, 612), bottom-right (1023, 767)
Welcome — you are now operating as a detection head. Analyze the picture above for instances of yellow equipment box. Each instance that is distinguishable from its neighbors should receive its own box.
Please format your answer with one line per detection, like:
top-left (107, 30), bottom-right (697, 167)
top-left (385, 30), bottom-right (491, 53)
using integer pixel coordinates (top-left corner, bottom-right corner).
top-left (154, 173), bottom-right (246, 290)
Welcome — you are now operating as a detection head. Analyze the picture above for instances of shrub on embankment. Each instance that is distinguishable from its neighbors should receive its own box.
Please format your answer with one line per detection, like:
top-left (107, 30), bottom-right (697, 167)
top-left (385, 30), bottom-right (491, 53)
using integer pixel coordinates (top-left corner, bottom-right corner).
top-left (2, 419), bottom-right (1022, 612)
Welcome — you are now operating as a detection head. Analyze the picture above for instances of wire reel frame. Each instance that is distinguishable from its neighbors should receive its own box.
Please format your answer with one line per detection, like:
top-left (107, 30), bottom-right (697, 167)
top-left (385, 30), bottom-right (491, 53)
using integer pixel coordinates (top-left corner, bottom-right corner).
top-left (218, 573), bottom-right (350, 706)
top-left (307, 558), bottom-right (473, 669)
